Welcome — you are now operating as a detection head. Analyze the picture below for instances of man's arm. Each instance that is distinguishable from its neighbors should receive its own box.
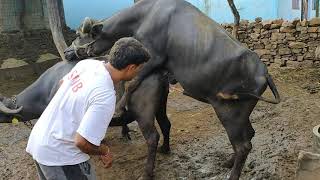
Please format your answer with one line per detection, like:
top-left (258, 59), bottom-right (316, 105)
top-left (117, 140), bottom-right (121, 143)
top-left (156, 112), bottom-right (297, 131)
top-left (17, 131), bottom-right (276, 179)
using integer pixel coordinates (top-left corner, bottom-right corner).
top-left (75, 132), bottom-right (113, 168)
top-left (75, 87), bottom-right (115, 153)
top-left (74, 132), bottom-right (109, 155)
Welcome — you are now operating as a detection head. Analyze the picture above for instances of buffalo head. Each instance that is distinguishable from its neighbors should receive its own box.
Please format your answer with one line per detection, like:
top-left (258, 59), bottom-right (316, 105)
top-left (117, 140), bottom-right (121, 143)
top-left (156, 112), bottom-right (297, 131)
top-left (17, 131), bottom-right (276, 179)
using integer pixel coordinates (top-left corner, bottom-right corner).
top-left (64, 17), bottom-right (114, 61)
top-left (0, 96), bottom-right (23, 123)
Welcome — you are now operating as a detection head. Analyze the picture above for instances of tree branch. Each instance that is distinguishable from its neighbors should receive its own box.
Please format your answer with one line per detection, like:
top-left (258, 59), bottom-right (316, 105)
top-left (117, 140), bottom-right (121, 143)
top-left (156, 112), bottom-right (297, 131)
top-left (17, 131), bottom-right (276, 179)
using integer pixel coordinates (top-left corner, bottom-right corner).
top-left (46, 0), bottom-right (67, 61)
top-left (227, 0), bottom-right (240, 39)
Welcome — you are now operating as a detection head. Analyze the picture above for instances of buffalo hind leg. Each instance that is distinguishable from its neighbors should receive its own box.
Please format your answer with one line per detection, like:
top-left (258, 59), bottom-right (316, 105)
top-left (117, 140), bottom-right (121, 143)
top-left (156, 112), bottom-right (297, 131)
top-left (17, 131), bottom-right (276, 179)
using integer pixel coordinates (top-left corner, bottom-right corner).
top-left (223, 154), bottom-right (235, 168)
top-left (211, 99), bottom-right (257, 180)
top-left (223, 122), bottom-right (255, 169)
top-left (121, 125), bottom-right (131, 140)
top-left (136, 114), bottom-right (160, 180)
top-left (115, 55), bottom-right (165, 116)
top-left (155, 85), bottom-right (171, 154)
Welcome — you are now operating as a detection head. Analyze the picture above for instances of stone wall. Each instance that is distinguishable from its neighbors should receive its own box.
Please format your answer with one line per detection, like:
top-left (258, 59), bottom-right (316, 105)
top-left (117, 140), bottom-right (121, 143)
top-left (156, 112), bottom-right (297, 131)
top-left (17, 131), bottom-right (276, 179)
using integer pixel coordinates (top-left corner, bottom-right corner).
top-left (222, 17), bottom-right (320, 68)
top-left (0, 28), bottom-right (76, 65)
top-left (2, 17), bottom-right (320, 69)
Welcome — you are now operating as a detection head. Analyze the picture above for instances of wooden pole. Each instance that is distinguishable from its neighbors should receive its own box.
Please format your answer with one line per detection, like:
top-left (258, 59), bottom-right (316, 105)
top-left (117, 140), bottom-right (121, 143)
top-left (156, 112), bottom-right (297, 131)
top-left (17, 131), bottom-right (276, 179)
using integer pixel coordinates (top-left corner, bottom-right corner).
top-left (301, 0), bottom-right (309, 20)
top-left (46, 0), bottom-right (67, 60)
top-left (227, 0), bottom-right (240, 39)
top-left (316, 0), bottom-right (319, 17)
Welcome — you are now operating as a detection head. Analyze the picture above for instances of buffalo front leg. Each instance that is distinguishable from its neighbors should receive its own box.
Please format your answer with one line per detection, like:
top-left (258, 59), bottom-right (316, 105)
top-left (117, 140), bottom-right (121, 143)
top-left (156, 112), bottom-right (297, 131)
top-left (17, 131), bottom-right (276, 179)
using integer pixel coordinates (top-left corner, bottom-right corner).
top-left (115, 55), bottom-right (165, 116)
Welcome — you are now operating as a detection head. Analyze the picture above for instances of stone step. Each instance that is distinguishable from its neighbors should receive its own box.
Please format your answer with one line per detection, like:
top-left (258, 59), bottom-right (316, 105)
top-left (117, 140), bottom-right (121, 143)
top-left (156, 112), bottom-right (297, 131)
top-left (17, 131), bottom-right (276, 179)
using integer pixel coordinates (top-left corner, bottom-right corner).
top-left (296, 150), bottom-right (320, 180)
top-left (0, 53), bottom-right (60, 81)
top-left (314, 124), bottom-right (320, 154)
top-left (0, 53), bottom-right (59, 69)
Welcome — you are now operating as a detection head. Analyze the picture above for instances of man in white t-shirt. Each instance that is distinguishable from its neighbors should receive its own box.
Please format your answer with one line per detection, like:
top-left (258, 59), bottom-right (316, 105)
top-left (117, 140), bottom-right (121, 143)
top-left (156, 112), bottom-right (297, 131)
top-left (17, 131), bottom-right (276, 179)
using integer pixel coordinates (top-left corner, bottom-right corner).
top-left (26, 37), bottom-right (150, 180)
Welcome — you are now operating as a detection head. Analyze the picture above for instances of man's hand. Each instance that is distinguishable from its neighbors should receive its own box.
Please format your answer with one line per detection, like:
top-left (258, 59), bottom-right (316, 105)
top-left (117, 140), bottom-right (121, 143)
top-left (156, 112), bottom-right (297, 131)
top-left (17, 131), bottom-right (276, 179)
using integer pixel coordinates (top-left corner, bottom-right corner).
top-left (75, 133), bottom-right (113, 168)
top-left (100, 147), bottom-right (113, 168)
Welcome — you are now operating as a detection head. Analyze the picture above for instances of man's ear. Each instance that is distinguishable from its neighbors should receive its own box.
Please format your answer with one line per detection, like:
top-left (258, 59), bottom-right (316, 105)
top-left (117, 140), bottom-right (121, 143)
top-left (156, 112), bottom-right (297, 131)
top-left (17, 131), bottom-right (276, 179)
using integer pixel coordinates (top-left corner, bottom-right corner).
top-left (90, 23), bottom-right (103, 38)
top-left (121, 64), bottom-right (132, 73)
top-left (128, 64), bottom-right (138, 71)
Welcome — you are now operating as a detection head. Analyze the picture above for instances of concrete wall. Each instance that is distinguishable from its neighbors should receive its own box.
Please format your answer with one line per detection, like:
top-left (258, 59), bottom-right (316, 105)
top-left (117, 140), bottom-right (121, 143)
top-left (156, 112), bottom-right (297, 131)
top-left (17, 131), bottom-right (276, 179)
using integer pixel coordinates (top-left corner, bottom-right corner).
top-left (0, 0), bottom-right (50, 33)
top-left (24, 0), bottom-right (49, 30)
top-left (309, 0), bottom-right (317, 19)
top-left (277, 0), bottom-right (301, 20)
top-left (1, 0), bottom-right (314, 31)
top-left (63, 0), bottom-right (134, 29)
top-left (186, 0), bottom-right (278, 23)
top-left (62, 0), bottom-right (281, 29)
top-left (277, 0), bottom-right (317, 20)
top-left (0, 0), bottom-right (21, 32)
top-left (187, 0), bottom-right (319, 23)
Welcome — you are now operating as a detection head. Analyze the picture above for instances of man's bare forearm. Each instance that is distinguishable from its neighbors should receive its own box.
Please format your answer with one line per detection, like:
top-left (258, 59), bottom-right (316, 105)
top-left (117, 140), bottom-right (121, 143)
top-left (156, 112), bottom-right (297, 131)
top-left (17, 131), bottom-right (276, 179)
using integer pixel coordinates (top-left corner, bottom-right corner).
top-left (75, 133), bottom-right (109, 155)
top-left (79, 143), bottom-right (109, 155)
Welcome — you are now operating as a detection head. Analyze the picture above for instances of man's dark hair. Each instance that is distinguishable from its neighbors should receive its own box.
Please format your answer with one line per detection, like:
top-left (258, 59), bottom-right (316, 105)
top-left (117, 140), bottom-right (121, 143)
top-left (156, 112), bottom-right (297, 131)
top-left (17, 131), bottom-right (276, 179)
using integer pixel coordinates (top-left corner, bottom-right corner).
top-left (109, 37), bottom-right (150, 70)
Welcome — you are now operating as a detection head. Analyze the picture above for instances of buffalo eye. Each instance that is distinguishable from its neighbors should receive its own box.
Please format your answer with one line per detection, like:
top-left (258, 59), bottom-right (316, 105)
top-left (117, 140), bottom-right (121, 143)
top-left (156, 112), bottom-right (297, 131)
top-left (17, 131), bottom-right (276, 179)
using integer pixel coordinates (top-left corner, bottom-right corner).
top-left (90, 23), bottom-right (103, 38)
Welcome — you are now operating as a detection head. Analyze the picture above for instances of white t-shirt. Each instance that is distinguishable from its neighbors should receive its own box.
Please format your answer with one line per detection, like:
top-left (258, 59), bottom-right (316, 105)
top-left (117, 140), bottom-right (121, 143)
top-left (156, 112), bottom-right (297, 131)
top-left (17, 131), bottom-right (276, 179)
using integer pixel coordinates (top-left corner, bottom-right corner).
top-left (26, 59), bottom-right (116, 166)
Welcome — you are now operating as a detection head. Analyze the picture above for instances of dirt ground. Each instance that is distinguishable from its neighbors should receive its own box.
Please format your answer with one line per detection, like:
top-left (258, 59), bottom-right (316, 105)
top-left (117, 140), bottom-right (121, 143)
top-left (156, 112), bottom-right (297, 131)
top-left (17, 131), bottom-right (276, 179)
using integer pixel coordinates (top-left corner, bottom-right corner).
top-left (0, 66), bottom-right (319, 180)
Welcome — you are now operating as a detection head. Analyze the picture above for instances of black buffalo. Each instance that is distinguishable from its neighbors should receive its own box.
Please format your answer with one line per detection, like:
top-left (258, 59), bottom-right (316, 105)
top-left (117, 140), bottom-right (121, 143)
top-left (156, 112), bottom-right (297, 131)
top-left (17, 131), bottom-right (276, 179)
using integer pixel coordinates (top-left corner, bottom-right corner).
top-left (0, 59), bottom-right (172, 178)
top-left (64, 0), bottom-right (280, 179)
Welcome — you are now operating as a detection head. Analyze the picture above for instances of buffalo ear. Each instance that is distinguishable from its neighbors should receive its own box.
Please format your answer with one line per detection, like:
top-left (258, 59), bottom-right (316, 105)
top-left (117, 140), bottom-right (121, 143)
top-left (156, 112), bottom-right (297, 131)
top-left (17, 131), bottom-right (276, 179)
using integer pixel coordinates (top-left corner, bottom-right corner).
top-left (81, 17), bottom-right (93, 34)
top-left (90, 23), bottom-right (103, 38)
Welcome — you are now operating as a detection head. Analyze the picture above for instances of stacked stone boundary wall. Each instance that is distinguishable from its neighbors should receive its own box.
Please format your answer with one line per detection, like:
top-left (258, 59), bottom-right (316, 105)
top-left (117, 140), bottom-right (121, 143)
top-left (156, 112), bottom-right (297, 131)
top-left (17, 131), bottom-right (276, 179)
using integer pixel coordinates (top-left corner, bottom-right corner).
top-left (0, 28), bottom-right (76, 65)
top-left (222, 17), bottom-right (320, 68)
top-left (2, 18), bottom-right (320, 69)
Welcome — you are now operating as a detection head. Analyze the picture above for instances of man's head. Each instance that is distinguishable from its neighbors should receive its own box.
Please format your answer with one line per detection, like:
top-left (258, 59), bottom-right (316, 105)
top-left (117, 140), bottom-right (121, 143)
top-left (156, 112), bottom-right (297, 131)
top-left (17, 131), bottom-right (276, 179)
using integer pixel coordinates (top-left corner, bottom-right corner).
top-left (109, 37), bottom-right (150, 81)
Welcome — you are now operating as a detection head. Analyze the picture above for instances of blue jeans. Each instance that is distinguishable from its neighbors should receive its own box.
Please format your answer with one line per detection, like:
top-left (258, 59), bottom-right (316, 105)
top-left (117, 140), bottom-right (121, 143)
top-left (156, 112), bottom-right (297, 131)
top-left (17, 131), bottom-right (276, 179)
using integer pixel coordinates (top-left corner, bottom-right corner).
top-left (34, 160), bottom-right (96, 180)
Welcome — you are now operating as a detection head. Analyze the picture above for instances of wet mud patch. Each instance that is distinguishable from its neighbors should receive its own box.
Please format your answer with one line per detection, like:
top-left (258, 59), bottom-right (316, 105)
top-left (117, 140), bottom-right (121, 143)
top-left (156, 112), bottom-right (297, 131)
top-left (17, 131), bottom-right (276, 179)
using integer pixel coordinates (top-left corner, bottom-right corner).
top-left (0, 66), bottom-right (319, 179)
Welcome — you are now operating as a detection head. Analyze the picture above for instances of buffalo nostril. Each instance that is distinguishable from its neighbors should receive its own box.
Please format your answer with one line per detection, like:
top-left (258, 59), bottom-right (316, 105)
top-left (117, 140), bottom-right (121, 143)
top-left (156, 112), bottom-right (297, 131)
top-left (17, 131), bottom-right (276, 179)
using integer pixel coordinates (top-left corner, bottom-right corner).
top-left (64, 47), bottom-right (81, 61)
top-left (64, 46), bottom-right (74, 53)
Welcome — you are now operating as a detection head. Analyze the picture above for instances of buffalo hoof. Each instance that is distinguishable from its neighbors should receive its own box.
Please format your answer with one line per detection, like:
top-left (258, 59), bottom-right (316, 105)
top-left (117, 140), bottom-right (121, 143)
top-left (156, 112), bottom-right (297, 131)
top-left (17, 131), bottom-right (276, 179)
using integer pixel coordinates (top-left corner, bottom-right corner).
top-left (114, 107), bottom-right (126, 118)
top-left (120, 131), bottom-right (131, 142)
top-left (121, 133), bottom-right (132, 141)
top-left (121, 125), bottom-right (133, 141)
top-left (138, 173), bottom-right (154, 180)
top-left (157, 145), bottom-right (171, 154)
top-left (222, 155), bottom-right (235, 169)
top-left (0, 94), bottom-right (4, 101)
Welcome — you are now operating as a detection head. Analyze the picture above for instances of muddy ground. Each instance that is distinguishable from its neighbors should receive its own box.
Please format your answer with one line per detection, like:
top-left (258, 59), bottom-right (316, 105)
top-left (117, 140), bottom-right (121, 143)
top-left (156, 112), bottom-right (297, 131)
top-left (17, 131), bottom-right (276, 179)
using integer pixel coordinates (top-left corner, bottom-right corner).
top-left (0, 66), bottom-right (319, 180)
